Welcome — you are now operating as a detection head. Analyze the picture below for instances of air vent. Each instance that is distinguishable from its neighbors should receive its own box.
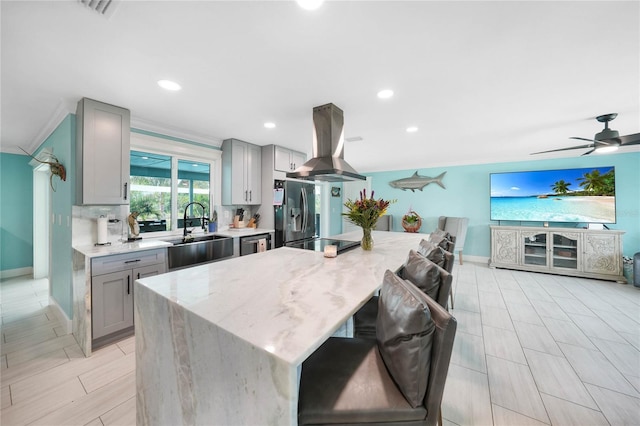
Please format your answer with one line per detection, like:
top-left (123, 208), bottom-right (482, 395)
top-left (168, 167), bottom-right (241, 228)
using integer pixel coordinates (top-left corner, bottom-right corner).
top-left (78, 0), bottom-right (119, 18)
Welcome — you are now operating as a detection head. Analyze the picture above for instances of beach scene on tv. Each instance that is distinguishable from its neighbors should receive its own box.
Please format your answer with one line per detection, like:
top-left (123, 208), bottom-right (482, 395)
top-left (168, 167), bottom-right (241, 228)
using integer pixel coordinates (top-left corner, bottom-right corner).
top-left (490, 167), bottom-right (616, 223)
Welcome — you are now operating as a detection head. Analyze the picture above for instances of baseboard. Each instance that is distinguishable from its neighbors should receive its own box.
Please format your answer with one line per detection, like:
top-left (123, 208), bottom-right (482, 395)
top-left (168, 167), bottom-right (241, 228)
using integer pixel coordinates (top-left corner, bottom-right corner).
top-left (49, 296), bottom-right (73, 334)
top-left (460, 255), bottom-right (490, 264)
top-left (0, 267), bottom-right (33, 280)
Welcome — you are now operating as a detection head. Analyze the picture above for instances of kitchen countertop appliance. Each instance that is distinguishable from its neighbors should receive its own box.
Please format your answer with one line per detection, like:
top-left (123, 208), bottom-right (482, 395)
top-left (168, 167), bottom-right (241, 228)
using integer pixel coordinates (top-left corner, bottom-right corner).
top-left (274, 179), bottom-right (359, 254)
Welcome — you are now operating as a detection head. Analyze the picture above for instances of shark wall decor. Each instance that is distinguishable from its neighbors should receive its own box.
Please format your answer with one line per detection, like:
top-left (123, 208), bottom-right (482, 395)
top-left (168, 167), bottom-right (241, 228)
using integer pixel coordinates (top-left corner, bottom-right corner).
top-left (389, 171), bottom-right (446, 192)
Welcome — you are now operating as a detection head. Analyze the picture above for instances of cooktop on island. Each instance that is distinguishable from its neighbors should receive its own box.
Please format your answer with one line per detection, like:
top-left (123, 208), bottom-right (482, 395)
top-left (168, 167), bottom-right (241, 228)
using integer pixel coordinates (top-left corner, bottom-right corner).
top-left (285, 238), bottom-right (360, 254)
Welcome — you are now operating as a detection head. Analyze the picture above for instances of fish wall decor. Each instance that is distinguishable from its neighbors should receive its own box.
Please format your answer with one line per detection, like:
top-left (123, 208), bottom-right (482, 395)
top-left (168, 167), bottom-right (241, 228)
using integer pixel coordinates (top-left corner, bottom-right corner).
top-left (389, 171), bottom-right (446, 192)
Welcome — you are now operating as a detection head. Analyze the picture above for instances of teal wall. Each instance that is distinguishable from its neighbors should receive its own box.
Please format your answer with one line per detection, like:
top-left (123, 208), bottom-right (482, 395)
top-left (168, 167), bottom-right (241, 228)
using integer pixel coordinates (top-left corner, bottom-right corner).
top-left (329, 183), bottom-right (344, 236)
top-left (0, 153), bottom-right (34, 271)
top-left (365, 152), bottom-right (640, 258)
top-left (34, 114), bottom-right (76, 317)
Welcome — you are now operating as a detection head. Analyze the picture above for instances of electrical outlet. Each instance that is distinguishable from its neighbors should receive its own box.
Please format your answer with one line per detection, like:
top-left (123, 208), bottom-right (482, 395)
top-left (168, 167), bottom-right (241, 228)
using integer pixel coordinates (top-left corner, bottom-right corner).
top-left (224, 210), bottom-right (230, 220)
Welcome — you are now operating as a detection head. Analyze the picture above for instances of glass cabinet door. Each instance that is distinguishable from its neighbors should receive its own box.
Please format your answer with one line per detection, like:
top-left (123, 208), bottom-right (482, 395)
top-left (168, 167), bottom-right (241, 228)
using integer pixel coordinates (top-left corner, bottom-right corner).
top-left (552, 232), bottom-right (579, 270)
top-left (522, 232), bottom-right (548, 267)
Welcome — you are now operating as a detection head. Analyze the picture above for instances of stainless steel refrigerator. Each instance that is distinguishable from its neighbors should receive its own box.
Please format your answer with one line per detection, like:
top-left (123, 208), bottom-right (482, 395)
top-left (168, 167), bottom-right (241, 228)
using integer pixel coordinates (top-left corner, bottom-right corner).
top-left (274, 179), bottom-right (316, 248)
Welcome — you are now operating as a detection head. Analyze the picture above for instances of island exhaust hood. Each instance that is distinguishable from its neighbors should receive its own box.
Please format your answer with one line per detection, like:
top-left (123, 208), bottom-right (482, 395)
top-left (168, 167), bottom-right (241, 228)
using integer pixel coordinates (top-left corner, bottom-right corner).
top-left (287, 103), bottom-right (365, 182)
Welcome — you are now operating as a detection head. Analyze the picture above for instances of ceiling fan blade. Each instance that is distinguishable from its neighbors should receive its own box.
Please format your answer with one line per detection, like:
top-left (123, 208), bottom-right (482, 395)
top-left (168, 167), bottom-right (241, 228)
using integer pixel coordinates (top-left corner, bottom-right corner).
top-left (569, 136), bottom-right (617, 145)
top-left (581, 148), bottom-right (596, 156)
top-left (531, 144), bottom-right (594, 155)
top-left (619, 133), bottom-right (640, 146)
top-left (569, 137), bottom-right (598, 143)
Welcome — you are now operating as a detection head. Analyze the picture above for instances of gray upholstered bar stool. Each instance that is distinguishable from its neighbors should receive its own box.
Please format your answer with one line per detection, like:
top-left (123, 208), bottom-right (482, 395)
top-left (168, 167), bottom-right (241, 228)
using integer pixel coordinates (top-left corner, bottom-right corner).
top-left (354, 250), bottom-right (453, 339)
top-left (298, 271), bottom-right (457, 426)
top-left (422, 236), bottom-right (456, 308)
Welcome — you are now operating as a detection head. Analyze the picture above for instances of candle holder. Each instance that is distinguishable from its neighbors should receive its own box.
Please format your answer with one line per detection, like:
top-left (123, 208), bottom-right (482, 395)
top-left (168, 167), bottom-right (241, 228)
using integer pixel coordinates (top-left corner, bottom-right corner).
top-left (324, 245), bottom-right (337, 258)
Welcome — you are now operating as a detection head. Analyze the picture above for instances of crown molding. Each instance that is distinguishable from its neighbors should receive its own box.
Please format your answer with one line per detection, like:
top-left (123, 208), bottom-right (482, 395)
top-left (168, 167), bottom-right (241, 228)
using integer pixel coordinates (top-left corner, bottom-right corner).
top-left (26, 98), bottom-right (76, 154)
top-left (130, 116), bottom-right (222, 148)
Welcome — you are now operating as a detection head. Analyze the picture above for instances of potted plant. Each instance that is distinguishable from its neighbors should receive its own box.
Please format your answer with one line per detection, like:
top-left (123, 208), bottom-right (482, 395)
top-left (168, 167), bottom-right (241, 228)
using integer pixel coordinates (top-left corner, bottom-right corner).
top-left (401, 210), bottom-right (422, 233)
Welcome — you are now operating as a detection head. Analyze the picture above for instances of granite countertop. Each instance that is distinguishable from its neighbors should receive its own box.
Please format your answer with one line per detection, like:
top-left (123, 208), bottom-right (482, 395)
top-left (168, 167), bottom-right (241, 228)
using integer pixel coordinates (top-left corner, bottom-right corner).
top-left (135, 230), bottom-right (425, 366)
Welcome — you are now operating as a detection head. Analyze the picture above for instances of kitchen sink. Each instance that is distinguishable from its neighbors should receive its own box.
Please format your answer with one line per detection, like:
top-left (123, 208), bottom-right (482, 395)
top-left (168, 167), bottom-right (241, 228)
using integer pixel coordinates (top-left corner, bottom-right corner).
top-left (166, 235), bottom-right (234, 270)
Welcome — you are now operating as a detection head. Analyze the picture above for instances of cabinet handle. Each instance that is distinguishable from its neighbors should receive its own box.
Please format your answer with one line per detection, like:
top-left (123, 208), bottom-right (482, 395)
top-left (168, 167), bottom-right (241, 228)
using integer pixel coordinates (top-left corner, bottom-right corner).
top-left (137, 272), bottom-right (140, 279)
top-left (245, 190), bottom-right (248, 201)
top-left (290, 162), bottom-right (293, 170)
top-left (127, 275), bottom-right (130, 295)
top-left (124, 259), bottom-right (141, 264)
top-left (124, 183), bottom-right (128, 201)
top-left (249, 190), bottom-right (252, 201)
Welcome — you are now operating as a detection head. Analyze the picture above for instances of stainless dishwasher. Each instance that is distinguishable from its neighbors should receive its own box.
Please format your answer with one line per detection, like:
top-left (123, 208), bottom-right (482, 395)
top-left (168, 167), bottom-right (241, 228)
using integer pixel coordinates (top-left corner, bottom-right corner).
top-left (239, 233), bottom-right (272, 256)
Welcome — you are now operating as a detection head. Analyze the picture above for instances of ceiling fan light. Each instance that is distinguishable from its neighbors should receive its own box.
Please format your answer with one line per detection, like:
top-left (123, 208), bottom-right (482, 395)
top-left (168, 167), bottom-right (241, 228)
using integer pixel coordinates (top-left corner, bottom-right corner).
top-left (595, 145), bottom-right (618, 153)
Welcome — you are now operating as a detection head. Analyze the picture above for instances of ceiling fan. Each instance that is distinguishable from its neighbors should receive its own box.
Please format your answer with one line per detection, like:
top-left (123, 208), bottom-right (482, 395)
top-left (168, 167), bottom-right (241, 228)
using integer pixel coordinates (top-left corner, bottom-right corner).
top-left (531, 113), bottom-right (640, 156)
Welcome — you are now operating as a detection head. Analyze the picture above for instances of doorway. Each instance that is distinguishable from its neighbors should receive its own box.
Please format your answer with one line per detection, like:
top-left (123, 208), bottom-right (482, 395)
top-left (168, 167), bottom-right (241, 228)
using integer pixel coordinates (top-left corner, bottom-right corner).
top-left (32, 163), bottom-right (51, 280)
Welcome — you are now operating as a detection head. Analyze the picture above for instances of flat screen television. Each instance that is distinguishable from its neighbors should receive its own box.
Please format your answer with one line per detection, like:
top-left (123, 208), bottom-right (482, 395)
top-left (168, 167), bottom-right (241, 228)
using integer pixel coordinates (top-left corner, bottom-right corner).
top-left (490, 166), bottom-right (616, 223)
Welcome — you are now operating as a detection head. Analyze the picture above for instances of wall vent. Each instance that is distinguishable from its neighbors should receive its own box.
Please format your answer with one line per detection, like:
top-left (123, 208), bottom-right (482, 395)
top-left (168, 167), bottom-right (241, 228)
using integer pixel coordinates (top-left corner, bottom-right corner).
top-left (78, 0), bottom-right (119, 18)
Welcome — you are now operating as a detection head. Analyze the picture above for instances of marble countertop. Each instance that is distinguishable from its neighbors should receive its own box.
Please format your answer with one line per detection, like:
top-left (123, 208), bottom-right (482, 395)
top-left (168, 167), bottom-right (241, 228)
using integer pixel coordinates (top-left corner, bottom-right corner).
top-left (212, 227), bottom-right (274, 237)
top-left (136, 230), bottom-right (426, 366)
top-left (73, 239), bottom-right (172, 258)
top-left (73, 228), bottom-right (275, 258)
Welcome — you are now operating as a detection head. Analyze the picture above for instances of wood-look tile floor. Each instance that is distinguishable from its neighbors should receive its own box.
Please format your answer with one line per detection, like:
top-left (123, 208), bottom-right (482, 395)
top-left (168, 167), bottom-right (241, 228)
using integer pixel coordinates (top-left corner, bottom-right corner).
top-left (1, 263), bottom-right (639, 425)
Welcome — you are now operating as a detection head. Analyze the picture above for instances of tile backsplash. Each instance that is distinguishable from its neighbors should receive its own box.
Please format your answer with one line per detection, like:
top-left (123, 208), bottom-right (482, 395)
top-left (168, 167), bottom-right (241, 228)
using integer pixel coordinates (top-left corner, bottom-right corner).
top-left (72, 205), bottom-right (128, 246)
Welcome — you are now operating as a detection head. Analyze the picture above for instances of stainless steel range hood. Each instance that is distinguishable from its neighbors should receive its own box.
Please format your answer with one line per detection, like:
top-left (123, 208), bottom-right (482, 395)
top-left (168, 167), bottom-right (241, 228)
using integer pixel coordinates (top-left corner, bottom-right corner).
top-left (287, 103), bottom-right (365, 182)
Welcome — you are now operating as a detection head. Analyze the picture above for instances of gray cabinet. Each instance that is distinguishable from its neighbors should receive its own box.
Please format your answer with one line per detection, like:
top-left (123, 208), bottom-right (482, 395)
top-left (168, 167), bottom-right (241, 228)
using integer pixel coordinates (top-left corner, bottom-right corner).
top-left (91, 249), bottom-right (166, 344)
top-left (490, 225), bottom-right (625, 282)
top-left (222, 139), bottom-right (262, 205)
top-left (274, 145), bottom-right (306, 172)
top-left (76, 98), bottom-right (131, 205)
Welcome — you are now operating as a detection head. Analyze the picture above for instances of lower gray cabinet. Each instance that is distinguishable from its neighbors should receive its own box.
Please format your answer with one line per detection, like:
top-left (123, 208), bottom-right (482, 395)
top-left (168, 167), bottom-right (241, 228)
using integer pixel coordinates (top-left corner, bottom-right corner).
top-left (91, 249), bottom-right (166, 344)
top-left (92, 270), bottom-right (134, 340)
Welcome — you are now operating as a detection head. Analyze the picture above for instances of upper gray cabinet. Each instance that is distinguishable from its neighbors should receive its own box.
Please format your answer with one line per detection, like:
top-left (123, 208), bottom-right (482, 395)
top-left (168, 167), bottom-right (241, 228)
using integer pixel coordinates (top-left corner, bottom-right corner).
top-left (76, 98), bottom-right (131, 205)
top-left (221, 139), bottom-right (262, 205)
top-left (274, 145), bottom-right (306, 172)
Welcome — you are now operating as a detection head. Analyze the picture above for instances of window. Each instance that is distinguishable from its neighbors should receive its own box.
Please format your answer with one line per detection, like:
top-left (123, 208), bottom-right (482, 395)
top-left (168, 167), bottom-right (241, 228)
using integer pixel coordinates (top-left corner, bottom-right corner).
top-left (130, 150), bottom-right (212, 233)
top-left (177, 159), bottom-right (210, 228)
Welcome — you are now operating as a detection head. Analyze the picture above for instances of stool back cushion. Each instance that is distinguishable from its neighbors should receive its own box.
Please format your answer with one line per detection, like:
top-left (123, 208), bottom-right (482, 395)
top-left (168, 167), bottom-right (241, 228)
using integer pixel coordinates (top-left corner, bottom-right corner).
top-left (376, 270), bottom-right (435, 408)
top-left (417, 239), bottom-right (445, 268)
top-left (428, 232), bottom-right (455, 253)
top-left (399, 250), bottom-right (441, 300)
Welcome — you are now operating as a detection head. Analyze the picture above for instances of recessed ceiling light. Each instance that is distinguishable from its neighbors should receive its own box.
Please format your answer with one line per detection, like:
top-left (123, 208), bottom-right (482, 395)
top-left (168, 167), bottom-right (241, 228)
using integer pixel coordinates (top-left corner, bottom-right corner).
top-left (406, 126), bottom-right (418, 133)
top-left (264, 122), bottom-right (276, 129)
top-left (141, 156), bottom-right (149, 160)
top-left (157, 80), bottom-right (182, 91)
top-left (377, 89), bottom-right (394, 99)
top-left (192, 164), bottom-right (199, 167)
top-left (297, 0), bottom-right (324, 11)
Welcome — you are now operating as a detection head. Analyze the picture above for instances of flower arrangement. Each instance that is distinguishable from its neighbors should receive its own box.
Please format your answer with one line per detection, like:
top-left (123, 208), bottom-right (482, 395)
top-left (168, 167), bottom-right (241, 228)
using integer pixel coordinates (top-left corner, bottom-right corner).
top-left (343, 189), bottom-right (395, 250)
top-left (343, 189), bottom-right (394, 228)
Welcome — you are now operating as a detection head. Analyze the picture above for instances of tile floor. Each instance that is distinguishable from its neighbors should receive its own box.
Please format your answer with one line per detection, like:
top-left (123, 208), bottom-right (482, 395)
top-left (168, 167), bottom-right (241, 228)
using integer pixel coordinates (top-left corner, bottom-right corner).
top-left (1, 262), bottom-right (639, 425)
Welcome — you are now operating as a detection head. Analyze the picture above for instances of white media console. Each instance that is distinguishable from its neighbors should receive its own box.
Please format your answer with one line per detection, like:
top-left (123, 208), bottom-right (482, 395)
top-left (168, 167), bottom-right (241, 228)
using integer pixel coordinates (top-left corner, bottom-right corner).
top-left (489, 225), bottom-right (625, 282)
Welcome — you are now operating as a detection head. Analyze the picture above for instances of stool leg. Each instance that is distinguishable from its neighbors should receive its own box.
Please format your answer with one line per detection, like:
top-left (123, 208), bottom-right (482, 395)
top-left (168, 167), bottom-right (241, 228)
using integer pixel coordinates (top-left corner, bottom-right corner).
top-left (449, 286), bottom-right (454, 309)
top-left (459, 250), bottom-right (464, 265)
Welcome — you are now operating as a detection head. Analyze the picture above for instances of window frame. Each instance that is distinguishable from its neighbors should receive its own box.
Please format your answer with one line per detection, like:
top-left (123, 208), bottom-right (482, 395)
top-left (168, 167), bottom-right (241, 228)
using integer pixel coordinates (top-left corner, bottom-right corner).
top-left (130, 132), bottom-right (222, 238)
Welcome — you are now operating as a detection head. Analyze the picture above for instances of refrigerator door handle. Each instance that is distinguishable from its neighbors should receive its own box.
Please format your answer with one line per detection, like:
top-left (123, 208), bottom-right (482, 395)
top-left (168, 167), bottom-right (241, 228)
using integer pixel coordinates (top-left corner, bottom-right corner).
top-left (301, 187), bottom-right (307, 232)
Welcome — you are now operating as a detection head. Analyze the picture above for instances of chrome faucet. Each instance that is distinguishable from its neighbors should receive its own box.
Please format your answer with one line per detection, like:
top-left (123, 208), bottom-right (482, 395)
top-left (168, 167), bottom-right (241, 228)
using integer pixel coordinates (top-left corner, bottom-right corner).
top-left (183, 202), bottom-right (208, 240)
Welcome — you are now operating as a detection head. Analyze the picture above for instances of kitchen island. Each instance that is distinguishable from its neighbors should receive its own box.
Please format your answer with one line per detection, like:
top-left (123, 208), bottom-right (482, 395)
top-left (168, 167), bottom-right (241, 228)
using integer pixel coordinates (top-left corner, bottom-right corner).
top-left (135, 230), bottom-right (426, 425)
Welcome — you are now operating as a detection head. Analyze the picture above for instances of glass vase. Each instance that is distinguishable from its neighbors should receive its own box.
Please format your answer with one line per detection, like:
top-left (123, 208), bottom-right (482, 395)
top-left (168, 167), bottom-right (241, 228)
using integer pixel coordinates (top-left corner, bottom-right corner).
top-left (361, 226), bottom-right (373, 251)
